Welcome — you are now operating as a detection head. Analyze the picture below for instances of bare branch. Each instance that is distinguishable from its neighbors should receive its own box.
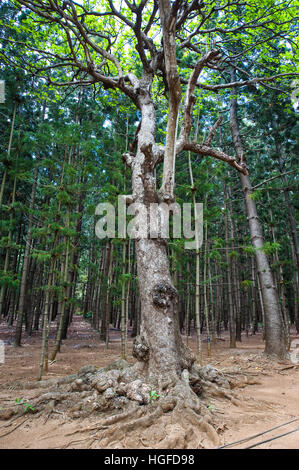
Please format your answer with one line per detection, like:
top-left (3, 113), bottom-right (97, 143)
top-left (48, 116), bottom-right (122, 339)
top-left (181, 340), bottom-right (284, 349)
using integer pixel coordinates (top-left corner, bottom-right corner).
top-left (205, 116), bottom-right (223, 146)
top-left (177, 49), bottom-right (221, 151)
top-left (183, 141), bottom-right (248, 175)
top-left (158, 0), bottom-right (182, 200)
top-left (252, 169), bottom-right (299, 190)
top-left (195, 73), bottom-right (299, 91)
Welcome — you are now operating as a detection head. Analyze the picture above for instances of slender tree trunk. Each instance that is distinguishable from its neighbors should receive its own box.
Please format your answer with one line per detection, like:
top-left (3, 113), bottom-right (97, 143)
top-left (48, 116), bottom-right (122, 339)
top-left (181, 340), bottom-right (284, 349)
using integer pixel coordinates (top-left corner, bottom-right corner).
top-left (275, 144), bottom-right (299, 331)
top-left (125, 240), bottom-right (131, 346)
top-left (185, 260), bottom-right (190, 346)
top-left (38, 257), bottom-right (54, 380)
top-left (0, 103), bottom-right (16, 208)
top-left (0, 159), bottom-right (17, 318)
top-left (227, 181), bottom-right (242, 341)
top-left (224, 197), bottom-right (236, 348)
top-left (105, 241), bottom-right (114, 350)
top-left (14, 165), bottom-right (38, 346)
top-left (100, 243), bottom-right (109, 341)
top-left (251, 256), bottom-right (258, 334)
top-left (290, 237), bottom-right (299, 332)
top-left (229, 73), bottom-right (286, 358)
top-left (187, 151), bottom-right (201, 362)
top-left (208, 256), bottom-right (216, 343)
top-left (51, 208), bottom-right (70, 361)
top-left (121, 240), bottom-right (127, 359)
top-left (203, 220), bottom-right (211, 356)
top-left (267, 192), bottom-right (290, 349)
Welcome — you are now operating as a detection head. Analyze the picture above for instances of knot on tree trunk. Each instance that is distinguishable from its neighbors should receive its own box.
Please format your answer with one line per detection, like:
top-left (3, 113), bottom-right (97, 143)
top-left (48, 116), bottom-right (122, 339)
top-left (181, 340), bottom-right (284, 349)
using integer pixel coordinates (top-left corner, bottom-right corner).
top-left (132, 335), bottom-right (149, 362)
top-left (152, 281), bottom-right (177, 308)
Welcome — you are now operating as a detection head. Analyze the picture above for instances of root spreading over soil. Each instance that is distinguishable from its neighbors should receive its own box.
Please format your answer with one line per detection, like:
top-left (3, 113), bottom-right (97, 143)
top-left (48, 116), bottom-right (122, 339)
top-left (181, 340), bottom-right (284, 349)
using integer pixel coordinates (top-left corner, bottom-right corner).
top-left (1, 319), bottom-right (298, 449)
top-left (0, 358), bottom-right (245, 448)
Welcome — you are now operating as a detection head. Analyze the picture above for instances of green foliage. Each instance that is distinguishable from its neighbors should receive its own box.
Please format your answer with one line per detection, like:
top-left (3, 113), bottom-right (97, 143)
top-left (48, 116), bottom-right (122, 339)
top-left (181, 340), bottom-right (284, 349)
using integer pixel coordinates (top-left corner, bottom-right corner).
top-left (149, 390), bottom-right (161, 401)
top-left (241, 280), bottom-right (254, 289)
top-left (15, 398), bottom-right (35, 413)
top-left (0, 0), bottom-right (297, 360)
top-left (0, 271), bottom-right (19, 289)
top-left (119, 273), bottom-right (133, 282)
top-left (249, 190), bottom-right (262, 201)
top-left (242, 245), bottom-right (256, 255)
top-left (261, 242), bottom-right (281, 255)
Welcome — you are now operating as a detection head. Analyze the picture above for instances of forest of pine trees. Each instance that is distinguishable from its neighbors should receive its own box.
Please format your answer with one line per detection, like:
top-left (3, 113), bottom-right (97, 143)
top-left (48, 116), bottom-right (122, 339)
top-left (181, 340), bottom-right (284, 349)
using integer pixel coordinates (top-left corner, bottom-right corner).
top-left (0, 0), bottom-right (298, 371)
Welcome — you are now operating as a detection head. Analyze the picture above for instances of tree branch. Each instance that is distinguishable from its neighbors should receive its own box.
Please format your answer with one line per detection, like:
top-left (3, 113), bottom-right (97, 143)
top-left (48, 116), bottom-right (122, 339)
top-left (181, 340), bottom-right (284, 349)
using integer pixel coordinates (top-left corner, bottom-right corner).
top-left (158, 0), bottom-right (182, 201)
top-left (183, 141), bottom-right (248, 175)
top-left (177, 49), bottom-right (221, 152)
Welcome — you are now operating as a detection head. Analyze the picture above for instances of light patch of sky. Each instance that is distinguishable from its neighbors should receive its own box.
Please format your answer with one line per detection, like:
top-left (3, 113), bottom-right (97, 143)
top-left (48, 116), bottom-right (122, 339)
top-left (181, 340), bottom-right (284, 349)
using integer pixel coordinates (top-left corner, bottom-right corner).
top-left (242, 117), bottom-right (254, 126)
top-left (103, 119), bottom-right (139, 127)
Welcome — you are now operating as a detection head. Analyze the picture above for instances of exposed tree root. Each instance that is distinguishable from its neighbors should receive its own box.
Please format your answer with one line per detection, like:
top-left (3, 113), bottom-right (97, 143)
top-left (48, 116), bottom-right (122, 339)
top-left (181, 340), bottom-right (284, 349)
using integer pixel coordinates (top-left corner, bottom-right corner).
top-left (9, 374), bottom-right (78, 391)
top-left (1, 359), bottom-right (249, 448)
top-left (0, 417), bottom-right (30, 438)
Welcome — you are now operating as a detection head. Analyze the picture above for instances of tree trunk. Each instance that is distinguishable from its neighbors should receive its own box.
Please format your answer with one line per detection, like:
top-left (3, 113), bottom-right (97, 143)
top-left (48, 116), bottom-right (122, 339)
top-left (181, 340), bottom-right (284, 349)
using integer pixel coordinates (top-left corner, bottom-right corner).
top-left (135, 238), bottom-right (193, 381)
top-left (127, 79), bottom-right (194, 382)
top-left (187, 151), bottom-right (201, 361)
top-left (203, 219), bottom-right (211, 356)
top-left (227, 182), bottom-right (242, 341)
top-left (14, 165), bottom-right (38, 346)
top-left (229, 72), bottom-right (286, 358)
top-left (224, 197), bottom-right (236, 348)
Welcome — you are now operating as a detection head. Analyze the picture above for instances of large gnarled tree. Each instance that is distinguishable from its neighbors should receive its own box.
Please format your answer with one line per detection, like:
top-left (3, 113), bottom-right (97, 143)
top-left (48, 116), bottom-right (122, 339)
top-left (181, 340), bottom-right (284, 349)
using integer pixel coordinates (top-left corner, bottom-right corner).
top-left (5, 0), bottom-right (298, 442)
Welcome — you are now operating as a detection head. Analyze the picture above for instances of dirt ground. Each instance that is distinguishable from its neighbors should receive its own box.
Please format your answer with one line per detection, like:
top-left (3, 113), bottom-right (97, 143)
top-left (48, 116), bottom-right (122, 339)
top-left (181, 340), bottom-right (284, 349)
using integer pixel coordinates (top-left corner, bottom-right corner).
top-left (0, 316), bottom-right (298, 449)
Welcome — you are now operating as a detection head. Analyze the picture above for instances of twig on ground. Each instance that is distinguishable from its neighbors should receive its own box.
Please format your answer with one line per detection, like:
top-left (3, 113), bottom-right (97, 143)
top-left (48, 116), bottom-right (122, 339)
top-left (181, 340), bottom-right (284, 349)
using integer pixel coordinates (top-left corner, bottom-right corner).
top-left (218, 417), bottom-right (299, 449)
top-left (0, 417), bottom-right (30, 438)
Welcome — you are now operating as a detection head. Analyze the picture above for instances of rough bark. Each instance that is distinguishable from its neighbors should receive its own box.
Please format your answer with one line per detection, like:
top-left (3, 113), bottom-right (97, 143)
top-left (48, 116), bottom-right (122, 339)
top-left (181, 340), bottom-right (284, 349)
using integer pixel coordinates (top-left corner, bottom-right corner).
top-left (158, 0), bottom-right (181, 202)
top-left (127, 72), bottom-right (195, 381)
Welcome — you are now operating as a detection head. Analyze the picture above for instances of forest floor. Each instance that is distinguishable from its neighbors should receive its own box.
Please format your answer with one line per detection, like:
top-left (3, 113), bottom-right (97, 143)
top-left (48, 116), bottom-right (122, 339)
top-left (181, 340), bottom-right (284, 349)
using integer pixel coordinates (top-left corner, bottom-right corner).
top-left (0, 316), bottom-right (298, 449)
